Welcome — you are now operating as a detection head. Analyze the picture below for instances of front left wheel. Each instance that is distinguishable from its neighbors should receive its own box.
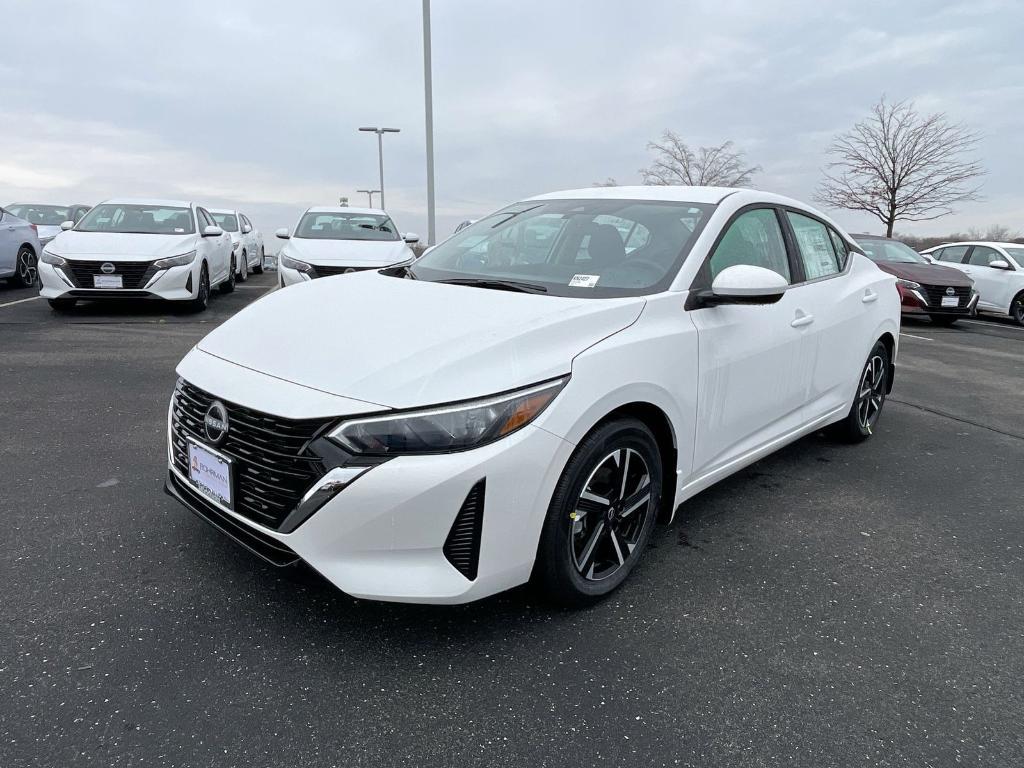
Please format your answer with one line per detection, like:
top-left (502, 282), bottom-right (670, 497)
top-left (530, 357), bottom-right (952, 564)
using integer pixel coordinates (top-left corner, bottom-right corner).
top-left (534, 418), bottom-right (662, 606)
top-left (220, 257), bottom-right (236, 294)
top-left (1011, 292), bottom-right (1024, 327)
top-left (237, 251), bottom-right (248, 282)
top-left (833, 340), bottom-right (890, 443)
top-left (253, 246), bottom-right (265, 274)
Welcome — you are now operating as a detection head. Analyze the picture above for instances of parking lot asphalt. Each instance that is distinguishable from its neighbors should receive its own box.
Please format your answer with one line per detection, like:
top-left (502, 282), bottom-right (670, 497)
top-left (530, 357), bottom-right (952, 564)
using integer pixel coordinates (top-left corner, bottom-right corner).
top-left (2, 280), bottom-right (1022, 768)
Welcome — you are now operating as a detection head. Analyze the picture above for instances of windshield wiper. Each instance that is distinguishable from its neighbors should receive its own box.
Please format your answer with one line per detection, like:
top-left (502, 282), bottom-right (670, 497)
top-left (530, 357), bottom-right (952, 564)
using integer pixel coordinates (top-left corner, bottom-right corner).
top-left (437, 277), bottom-right (548, 294)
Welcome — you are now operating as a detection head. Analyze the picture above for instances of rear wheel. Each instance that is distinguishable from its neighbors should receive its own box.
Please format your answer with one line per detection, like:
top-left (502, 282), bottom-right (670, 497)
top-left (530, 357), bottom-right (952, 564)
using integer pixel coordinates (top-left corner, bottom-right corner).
top-left (220, 257), bottom-right (236, 294)
top-left (188, 264), bottom-right (210, 312)
top-left (832, 341), bottom-right (890, 443)
top-left (1011, 292), bottom-right (1024, 326)
top-left (534, 418), bottom-right (662, 606)
top-left (13, 246), bottom-right (37, 288)
top-left (929, 314), bottom-right (959, 326)
top-left (238, 251), bottom-right (249, 282)
top-left (253, 246), bottom-right (264, 274)
top-left (48, 298), bottom-right (77, 312)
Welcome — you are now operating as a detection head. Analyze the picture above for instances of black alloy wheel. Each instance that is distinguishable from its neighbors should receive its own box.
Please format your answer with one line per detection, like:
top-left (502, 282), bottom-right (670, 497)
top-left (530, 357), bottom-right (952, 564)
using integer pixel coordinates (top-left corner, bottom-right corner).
top-left (220, 257), bottom-right (236, 294)
top-left (188, 264), bottom-right (210, 312)
top-left (833, 340), bottom-right (890, 442)
top-left (1011, 293), bottom-right (1024, 327)
top-left (238, 251), bottom-right (249, 282)
top-left (13, 246), bottom-right (37, 288)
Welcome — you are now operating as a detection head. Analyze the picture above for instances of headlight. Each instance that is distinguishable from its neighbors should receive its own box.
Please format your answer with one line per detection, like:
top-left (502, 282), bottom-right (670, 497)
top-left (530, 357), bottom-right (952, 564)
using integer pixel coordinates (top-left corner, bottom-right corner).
top-left (153, 251), bottom-right (196, 269)
top-left (280, 253), bottom-right (312, 273)
top-left (330, 377), bottom-right (568, 455)
top-left (896, 278), bottom-right (921, 290)
top-left (40, 249), bottom-right (67, 267)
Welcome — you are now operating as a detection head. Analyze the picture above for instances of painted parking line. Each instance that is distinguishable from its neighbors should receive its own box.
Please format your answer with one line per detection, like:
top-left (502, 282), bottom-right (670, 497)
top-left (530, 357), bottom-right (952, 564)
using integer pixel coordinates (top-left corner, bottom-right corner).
top-left (0, 296), bottom-right (41, 309)
top-left (900, 331), bottom-right (933, 341)
top-left (960, 319), bottom-right (1024, 332)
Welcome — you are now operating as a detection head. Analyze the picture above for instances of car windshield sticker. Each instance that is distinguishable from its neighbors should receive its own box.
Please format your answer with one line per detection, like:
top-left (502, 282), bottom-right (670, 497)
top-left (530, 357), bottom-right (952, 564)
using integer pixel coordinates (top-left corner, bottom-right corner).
top-left (174, 228), bottom-right (185, 233)
top-left (569, 274), bottom-right (600, 288)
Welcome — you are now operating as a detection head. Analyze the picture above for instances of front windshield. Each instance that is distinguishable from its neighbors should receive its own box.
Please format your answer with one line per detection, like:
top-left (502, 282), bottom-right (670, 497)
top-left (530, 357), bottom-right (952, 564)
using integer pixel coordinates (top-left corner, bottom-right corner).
top-left (855, 237), bottom-right (927, 264)
top-left (295, 212), bottom-right (399, 241)
top-left (409, 199), bottom-right (715, 298)
top-left (77, 204), bottom-right (196, 235)
top-left (7, 204), bottom-right (70, 225)
top-left (211, 213), bottom-right (239, 232)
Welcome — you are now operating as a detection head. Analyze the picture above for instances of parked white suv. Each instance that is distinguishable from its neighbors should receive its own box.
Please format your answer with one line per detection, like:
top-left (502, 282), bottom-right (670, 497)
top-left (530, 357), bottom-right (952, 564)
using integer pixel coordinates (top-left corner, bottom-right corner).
top-left (210, 208), bottom-right (264, 281)
top-left (165, 186), bottom-right (899, 605)
top-left (922, 241), bottom-right (1024, 325)
top-left (38, 199), bottom-right (235, 312)
top-left (275, 207), bottom-right (417, 287)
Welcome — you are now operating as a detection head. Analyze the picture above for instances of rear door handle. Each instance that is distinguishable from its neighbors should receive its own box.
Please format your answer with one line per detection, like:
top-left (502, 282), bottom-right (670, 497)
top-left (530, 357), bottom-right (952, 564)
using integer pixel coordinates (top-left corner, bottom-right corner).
top-left (791, 312), bottom-right (814, 328)
top-left (862, 289), bottom-right (878, 303)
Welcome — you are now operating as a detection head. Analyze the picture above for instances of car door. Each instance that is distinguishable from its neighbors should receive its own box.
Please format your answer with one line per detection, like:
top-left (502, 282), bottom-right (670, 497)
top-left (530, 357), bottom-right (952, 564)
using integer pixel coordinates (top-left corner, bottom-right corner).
top-left (198, 207), bottom-right (229, 282)
top-left (0, 208), bottom-right (18, 276)
top-left (240, 214), bottom-right (255, 265)
top-left (780, 210), bottom-right (871, 421)
top-left (688, 207), bottom-right (814, 477)
top-left (963, 245), bottom-right (1013, 311)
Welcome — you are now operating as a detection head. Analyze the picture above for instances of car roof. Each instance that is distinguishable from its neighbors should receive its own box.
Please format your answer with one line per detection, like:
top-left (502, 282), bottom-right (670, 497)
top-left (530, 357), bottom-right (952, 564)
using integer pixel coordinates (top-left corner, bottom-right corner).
top-left (526, 185), bottom-right (740, 204)
top-left (207, 208), bottom-right (240, 215)
top-left (925, 241), bottom-right (1022, 250)
top-left (100, 198), bottom-right (194, 208)
top-left (306, 206), bottom-right (386, 215)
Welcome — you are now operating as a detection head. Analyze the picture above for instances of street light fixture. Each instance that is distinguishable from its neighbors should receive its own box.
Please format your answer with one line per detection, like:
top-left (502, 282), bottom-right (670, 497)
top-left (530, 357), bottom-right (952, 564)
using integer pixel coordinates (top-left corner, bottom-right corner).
top-left (356, 189), bottom-right (381, 208)
top-left (358, 126), bottom-right (400, 210)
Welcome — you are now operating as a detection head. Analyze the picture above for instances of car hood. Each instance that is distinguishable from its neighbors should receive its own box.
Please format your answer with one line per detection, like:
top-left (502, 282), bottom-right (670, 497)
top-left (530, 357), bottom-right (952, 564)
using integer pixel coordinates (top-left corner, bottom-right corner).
top-left (196, 270), bottom-right (645, 409)
top-left (47, 230), bottom-right (199, 260)
top-left (36, 225), bottom-right (63, 242)
top-left (874, 261), bottom-right (973, 286)
top-left (285, 238), bottom-right (411, 267)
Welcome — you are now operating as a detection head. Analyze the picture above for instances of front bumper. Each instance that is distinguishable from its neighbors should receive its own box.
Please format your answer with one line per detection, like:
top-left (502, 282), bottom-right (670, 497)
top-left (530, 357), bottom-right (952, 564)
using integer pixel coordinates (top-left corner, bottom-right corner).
top-left (39, 259), bottom-right (197, 301)
top-left (166, 404), bottom-right (574, 604)
top-left (899, 286), bottom-right (979, 316)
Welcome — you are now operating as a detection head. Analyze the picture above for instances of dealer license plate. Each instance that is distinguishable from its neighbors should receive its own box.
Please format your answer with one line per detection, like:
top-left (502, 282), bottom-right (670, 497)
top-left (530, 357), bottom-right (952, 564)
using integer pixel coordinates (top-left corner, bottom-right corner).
top-left (187, 439), bottom-right (233, 508)
top-left (93, 275), bottom-right (123, 289)
top-left (941, 296), bottom-right (959, 307)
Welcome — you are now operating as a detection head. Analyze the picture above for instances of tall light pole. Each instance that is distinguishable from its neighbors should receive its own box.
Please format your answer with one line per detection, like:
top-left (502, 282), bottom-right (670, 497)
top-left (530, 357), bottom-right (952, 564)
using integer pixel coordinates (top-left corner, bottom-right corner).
top-left (358, 126), bottom-right (400, 210)
top-left (422, 0), bottom-right (436, 245)
top-left (356, 189), bottom-right (380, 208)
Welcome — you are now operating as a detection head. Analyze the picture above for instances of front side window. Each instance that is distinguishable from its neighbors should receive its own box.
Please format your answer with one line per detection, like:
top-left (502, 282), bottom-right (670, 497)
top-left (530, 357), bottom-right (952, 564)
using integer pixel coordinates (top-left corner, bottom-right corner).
top-left (936, 245), bottom-right (969, 263)
top-left (968, 246), bottom-right (1004, 267)
top-left (295, 212), bottom-right (399, 241)
top-left (211, 212), bottom-right (239, 232)
top-left (410, 199), bottom-right (715, 298)
top-left (76, 204), bottom-right (196, 235)
top-left (709, 208), bottom-right (790, 283)
top-left (787, 212), bottom-right (841, 279)
top-left (6, 204), bottom-right (71, 225)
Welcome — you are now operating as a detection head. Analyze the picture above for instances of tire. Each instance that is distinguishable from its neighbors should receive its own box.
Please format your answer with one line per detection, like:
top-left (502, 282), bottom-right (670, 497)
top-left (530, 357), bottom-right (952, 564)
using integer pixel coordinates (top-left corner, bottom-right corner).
top-left (534, 418), bottom-right (662, 606)
top-left (188, 264), bottom-right (210, 312)
top-left (48, 298), bottom-right (77, 312)
top-left (929, 314), bottom-right (959, 326)
top-left (220, 257), bottom-right (236, 294)
top-left (253, 246), bottom-right (264, 274)
top-left (832, 340), bottom-right (890, 443)
top-left (1011, 292), bottom-right (1024, 327)
top-left (237, 251), bottom-right (249, 282)
top-left (13, 246), bottom-right (38, 288)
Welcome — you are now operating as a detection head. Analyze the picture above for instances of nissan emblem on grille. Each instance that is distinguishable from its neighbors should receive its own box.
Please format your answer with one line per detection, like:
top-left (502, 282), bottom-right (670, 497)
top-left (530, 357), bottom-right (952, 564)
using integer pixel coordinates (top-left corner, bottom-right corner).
top-left (101, 262), bottom-right (116, 274)
top-left (946, 287), bottom-right (955, 296)
top-left (204, 401), bottom-right (229, 444)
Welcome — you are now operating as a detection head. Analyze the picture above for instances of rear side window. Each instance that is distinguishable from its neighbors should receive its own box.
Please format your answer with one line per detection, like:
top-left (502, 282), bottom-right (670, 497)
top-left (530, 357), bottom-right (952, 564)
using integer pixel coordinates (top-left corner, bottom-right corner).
top-left (828, 229), bottom-right (850, 269)
top-left (786, 212), bottom-right (841, 280)
top-left (709, 208), bottom-right (791, 283)
top-left (936, 245), bottom-right (969, 263)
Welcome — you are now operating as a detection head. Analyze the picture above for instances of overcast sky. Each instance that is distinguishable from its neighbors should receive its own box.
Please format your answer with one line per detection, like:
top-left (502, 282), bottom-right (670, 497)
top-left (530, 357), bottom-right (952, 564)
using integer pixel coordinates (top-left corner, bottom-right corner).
top-left (2, 0), bottom-right (1022, 248)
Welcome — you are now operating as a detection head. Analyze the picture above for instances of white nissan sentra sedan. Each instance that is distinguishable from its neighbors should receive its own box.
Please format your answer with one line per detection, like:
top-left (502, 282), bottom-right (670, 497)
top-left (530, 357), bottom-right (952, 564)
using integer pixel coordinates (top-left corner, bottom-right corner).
top-left (275, 206), bottom-right (418, 286)
top-left (39, 199), bottom-right (234, 312)
top-left (165, 186), bottom-right (899, 605)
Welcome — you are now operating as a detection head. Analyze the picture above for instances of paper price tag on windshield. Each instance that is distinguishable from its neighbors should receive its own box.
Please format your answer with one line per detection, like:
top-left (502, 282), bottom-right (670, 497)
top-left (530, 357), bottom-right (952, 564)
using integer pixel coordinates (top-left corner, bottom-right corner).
top-left (569, 274), bottom-right (600, 288)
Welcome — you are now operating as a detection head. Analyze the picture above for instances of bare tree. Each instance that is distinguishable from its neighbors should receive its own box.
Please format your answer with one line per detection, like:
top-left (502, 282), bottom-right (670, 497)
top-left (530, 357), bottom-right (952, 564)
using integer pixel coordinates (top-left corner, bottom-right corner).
top-left (640, 131), bottom-right (760, 187)
top-left (816, 98), bottom-right (985, 237)
top-left (592, 177), bottom-right (619, 187)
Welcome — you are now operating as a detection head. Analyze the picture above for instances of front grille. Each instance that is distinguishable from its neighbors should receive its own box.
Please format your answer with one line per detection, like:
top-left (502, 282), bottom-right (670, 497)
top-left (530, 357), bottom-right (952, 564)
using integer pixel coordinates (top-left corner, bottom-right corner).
top-left (443, 480), bottom-right (486, 581)
top-left (64, 259), bottom-right (157, 289)
top-left (921, 284), bottom-right (972, 307)
top-left (170, 380), bottom-right (334, 530)
top-left (311, 265), bottom-right (374, 278)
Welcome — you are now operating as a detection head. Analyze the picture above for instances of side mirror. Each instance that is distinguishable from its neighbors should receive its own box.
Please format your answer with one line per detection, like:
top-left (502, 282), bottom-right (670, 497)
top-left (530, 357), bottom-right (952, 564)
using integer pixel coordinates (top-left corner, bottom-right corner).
top-left (989, 260), bottom-right (1011, 270)
top-left (202, 225), bottom-right (223, 237)
top-left (704, 265), bottom-right (789, 306)
top-left (920, 253), bottom-right (935, 263)
top-left (242, 224), bottom-right (252, 234)
top-left (403, 232), bottom-right (420, 244)
top-left (60, 220), bottom-right (75, 231)
top-left (275, 227), bottom-right (290, 240)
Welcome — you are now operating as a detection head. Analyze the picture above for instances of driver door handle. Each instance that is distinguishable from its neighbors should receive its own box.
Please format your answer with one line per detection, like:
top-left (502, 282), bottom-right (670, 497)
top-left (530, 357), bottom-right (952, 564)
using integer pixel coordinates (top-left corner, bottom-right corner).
top-left (791, 311), bottom-right (814, 328)
top-left (862, 289), bottom-right (878, 303)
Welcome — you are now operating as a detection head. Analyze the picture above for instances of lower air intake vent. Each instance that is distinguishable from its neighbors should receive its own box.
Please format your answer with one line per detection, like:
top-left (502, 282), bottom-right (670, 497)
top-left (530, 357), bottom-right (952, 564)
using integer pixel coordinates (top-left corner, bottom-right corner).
top-left (443, 480), bottom-right (485, 581)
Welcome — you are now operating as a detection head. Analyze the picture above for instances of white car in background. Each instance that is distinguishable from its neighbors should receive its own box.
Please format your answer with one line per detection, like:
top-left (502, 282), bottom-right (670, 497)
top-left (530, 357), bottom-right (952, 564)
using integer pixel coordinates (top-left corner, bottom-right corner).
top-left (4, 203), bottom-right (92, 249)
top-left (165, 186), bottom-right (899, 605)
top-left (922, 241), bottom-right (1024, 325)
top-left (275, 206), bottom-right (417, 287)
top-left (209, 208), bottom-right (264, 282)
top-left (38, 199), bottom-right (235, 312)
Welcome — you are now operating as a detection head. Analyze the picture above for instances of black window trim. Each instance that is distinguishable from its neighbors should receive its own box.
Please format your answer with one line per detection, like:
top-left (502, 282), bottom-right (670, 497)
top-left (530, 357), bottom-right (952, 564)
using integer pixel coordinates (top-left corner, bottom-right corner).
top-left (778, 206), bottom-right (854, 287)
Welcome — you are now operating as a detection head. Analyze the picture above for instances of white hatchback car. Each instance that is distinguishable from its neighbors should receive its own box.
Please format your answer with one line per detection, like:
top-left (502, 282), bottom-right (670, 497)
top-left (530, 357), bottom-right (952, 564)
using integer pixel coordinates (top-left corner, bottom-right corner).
top-left (39, 199), bottom-right (235, 312)
top-left (921, 241), bottom-right (1024, 325)
top-left (209, 208), bottom-right (264, 282)
top-left (165, 187), bottom-right (899, 605)
top-left (275, 206), bottom-right (418, 286)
